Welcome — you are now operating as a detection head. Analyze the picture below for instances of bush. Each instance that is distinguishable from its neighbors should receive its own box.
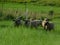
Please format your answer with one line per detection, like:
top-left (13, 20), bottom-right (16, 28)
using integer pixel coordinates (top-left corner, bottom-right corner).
top-left (4, 14), bottom-right (15, 20)
top-left (0, 12), bottom-right (4, 21)
top-left (48, 3), bottom-right (56, 6)
top-left (0, 12), bottom-right (3, 17)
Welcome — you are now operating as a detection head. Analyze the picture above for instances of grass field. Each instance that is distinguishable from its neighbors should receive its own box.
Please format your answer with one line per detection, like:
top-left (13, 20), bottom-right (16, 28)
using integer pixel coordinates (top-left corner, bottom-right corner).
top-left (0, 18), bottom-right (60, 45)
top-left (0, 2), bottom-right (60, 45)
top-left (1, 2), bottom-right (60, 13)
top-left (0, 2), bottom-right (60, 18)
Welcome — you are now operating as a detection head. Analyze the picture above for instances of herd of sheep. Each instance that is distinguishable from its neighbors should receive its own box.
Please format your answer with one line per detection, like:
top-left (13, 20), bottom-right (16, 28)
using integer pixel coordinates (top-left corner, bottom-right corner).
top-left (13, 16), bottom-right (54, 31)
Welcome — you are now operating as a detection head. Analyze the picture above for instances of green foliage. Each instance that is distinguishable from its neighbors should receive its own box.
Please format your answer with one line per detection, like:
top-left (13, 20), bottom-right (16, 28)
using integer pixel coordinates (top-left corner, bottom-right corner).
top-left (0, 2), bottom-right (60, 21)
top-left (0, 12), bottom-right (3, 17)
top-left (4, 14), bottom-right (15, 20)
top-left (0, 2), bottom-right (60, 45)
top-left (0, 12), bottom-right (4, 21)
top-left (1, 0), bottom-right (60, 6)
top-left (0, 18), bottom-right (60, 45)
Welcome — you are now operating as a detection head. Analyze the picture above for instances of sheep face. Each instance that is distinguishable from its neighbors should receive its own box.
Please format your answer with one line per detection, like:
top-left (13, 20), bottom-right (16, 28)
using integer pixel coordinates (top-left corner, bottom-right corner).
top-left (42, 18), bottom-right (54, 31)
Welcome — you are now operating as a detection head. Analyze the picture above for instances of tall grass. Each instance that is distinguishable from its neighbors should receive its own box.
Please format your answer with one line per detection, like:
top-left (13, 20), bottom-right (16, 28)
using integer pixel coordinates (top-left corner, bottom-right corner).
top-left (0, 2), bottom-right (60, 20)
top-left (0, 2), bottom-right (60, 45)
top-left (0, 18), bottom-right (60, 45)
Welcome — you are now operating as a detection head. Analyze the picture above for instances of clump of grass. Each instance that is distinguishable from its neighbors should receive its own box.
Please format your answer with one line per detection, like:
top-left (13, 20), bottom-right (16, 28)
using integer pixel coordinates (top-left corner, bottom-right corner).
top-left (4, 14), bottom-right (15, 20)
top-left (0, 18), bottom-right (60, 45)
top-left (0, 12), bottom-right (4, 21)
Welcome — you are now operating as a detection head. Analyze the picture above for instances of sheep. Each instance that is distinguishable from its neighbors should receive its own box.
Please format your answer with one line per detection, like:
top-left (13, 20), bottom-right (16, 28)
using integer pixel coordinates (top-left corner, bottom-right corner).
top-left (44, 21), bottom-right (54, 31)
top-left (42, 18), bottom-right (49, 28)
top-left (42, 18), bottom-right (54, 31)
top-left (22, 16), bottom-right (42, 27)
top-left (24, 19), bottom-right (30, 27)
top-left (31, 20), bottom-right (42, 27)
top-left (30, 20), bottom-right (40, 28)
top-left (13, 16), bottom-right (23, 27)
top-left (13, 19), bottom-right (21, 27)
top-left (24, 19), bottom-right (42, 28)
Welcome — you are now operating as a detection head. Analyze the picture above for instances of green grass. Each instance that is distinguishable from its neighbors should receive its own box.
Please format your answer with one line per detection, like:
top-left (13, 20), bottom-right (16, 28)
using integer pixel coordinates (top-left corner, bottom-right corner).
top-left (0, 2), bottom-right (60, 45)
top-left (1, 2), bottom-right (60, 13)
top-left (0, 2), bottom-right (60, 19)
top-left (0, 2), bottom-right (60, 18)
top-left (0, 18), bottom-right (60, 45)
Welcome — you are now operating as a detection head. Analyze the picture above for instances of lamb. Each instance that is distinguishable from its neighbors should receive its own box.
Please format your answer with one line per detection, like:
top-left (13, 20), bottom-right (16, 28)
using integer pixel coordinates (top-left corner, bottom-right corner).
top-left (42, 18), bottom-right (54, 31)
top-left (13, 16), bottom-right (23, 27)
top-left (44, 21), bottom-right (54, 31)
top-left (24, 19), bottom-right (42, 28)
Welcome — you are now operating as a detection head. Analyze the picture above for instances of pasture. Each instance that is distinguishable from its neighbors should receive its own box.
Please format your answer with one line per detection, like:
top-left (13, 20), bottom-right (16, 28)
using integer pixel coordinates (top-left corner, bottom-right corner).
top-left (0, 2), bottom-right (60, 45)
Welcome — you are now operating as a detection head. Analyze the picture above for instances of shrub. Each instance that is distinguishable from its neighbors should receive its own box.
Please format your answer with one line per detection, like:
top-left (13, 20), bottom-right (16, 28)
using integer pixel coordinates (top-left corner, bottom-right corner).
top-left (0, 12), bottom-right (3, 17)
top-left (0, 12), bottom-right (4, 21)
top-left (4, 14), bottom-right (15, 20)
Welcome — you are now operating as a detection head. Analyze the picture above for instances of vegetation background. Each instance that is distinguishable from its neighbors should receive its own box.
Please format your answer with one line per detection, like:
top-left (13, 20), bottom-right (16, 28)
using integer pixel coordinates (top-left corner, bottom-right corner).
top-left (0, 0), bottom-right (60, 45)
